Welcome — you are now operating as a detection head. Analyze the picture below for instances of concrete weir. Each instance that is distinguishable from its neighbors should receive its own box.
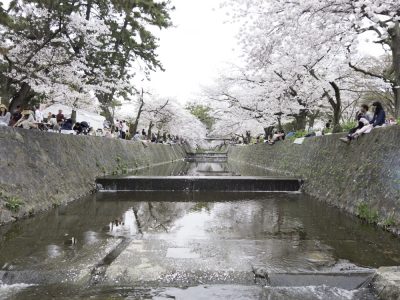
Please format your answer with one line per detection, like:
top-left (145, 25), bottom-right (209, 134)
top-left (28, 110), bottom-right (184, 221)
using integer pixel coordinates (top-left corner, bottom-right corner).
top-left (185, 152), bottom-right (228, 162)
top-left (96, 176), bottom-right (303, 192)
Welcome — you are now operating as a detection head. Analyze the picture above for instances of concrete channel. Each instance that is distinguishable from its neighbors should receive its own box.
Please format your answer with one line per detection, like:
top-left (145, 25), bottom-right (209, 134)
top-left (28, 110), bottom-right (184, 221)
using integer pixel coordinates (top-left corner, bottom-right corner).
top-left (1, 149), bottom-right (399, 299)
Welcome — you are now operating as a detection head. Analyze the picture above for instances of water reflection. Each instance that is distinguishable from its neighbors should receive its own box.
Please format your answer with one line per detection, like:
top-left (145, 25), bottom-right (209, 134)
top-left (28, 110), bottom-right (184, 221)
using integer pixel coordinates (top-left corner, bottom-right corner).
top-left (126, 161), bottom-right (280, 177)
top-left (46, 245), bottom-right (62, 258)
top-left (1, 191), bottom-right (400, 278)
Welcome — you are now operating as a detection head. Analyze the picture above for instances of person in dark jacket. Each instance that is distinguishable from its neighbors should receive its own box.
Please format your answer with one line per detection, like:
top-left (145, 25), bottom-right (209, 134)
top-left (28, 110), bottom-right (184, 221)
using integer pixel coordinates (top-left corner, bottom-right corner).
top-left (370, 101), bottom-right (385, 127)
top-left (73, 122), bottom-right (83, 134)
top-left (9, 105), bottom-right (22, 126)
top-left (61, 118), bottom-right (73, 130)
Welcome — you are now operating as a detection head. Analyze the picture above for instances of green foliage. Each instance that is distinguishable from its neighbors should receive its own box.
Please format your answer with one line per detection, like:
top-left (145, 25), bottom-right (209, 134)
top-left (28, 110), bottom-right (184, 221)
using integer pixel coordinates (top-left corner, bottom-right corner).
top-left (5, 196), bottom-right (23, 212)
top-left (293, 130), bottom-right (308, 138)
top-left (341, 121), bottom-right (357, 132)
top-left (112, 155), bottom-right (129, 175)
top-left (382, 212), bottom-right (396, 228)
top-left (287, 130), bottom-right (307, 141)
top-left (357, 202), bottom-right (379, 224)
top-left (186, 104), bottom-right (215, 131)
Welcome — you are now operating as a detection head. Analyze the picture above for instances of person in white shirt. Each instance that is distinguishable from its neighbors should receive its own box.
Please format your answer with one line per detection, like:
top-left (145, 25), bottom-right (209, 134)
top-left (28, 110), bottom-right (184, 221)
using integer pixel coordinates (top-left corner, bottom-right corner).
top-left (34, 106), bottom-right (43, 123)
top-left (0, 104), bottom-right (11, 126)
top-left (132, 131), bottom-right (141, 141)
top-left (48, 114), bottom-right (60, 130)
top-left (13, 110), bottom-right (37, 129)
top-left (120, 120), bottom-right (128, 139)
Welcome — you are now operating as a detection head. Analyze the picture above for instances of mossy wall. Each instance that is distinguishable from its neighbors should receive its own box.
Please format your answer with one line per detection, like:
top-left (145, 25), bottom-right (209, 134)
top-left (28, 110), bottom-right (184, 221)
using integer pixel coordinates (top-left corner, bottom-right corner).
top-left (0, 127), bottom-right (186, 224)
top-left (228, 126), bottom-right (400, 233)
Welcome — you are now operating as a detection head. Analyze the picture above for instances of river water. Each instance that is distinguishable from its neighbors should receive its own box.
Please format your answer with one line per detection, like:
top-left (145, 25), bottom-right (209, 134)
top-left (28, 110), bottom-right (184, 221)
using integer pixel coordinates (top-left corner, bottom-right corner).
top-left (1, 161), bottom-right (399, 299)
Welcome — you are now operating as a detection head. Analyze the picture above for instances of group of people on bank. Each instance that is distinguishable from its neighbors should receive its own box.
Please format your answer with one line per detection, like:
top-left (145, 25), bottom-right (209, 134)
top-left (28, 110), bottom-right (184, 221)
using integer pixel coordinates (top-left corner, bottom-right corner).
top-left (339, 101), bottom-right (390, 144)
top-left (0, 105), bottom-right (91, 134)
top-left (0, 103), bottom-right (186, 145)
top-left (229, 101), bottom-right (394, 146)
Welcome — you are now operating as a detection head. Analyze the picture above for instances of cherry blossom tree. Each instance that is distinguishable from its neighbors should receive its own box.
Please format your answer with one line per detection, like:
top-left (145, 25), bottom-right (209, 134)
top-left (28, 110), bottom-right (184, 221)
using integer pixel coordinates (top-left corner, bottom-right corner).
top-left (0, 1), bottom-right (115, 111)
top-left (116, 93), bottom-right (207, 147)
top-left (0, 0), bottom-right (173, 117)
top-left (204, 66), bottom-right (306, 136)
top-left (225, 0), bottom-right (400, 118)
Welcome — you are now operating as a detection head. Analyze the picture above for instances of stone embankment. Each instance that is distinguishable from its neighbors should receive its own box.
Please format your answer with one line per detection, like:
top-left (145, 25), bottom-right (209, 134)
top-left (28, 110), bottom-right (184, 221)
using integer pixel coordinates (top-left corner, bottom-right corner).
top-left (228, 126), bottom-right (400, 234)
top-left (0, 126), bottom-right (186, 224)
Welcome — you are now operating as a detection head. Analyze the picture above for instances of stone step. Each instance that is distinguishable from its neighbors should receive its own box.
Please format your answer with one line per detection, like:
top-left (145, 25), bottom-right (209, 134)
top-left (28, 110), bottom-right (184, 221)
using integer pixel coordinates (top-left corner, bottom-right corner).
top-left (96, 176), bottom-right (303, 192)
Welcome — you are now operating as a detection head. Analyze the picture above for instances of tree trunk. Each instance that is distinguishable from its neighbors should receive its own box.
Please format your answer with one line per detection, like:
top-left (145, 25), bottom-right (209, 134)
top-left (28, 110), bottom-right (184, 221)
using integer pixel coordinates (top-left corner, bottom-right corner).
top-left (147, 121), bottom-right (154, 139)
top-left (291, 110), bottom-right (308, 130)
top-left (97, 93), bottom-right (115, 123)
top-left (130, 91), bottom-right (144, 134)
top-left (245, 131), bottom-right (251, 144)
top-left (263, 126), bottom-right (274, 138)
top-left (390, 21), bottom-right (400, 118)
top-left (71, 110), bottom-right (77, 124)
top-left (307, 110), bottom-right (320, 129)
top-left (329, 82), bottom-right (342, 133)
top-left (277, 116), bottom-right (282, 131)
top-left (85, 0), bottom-right (92, 21)
top-left (9, 82), bottom-right (32, 111)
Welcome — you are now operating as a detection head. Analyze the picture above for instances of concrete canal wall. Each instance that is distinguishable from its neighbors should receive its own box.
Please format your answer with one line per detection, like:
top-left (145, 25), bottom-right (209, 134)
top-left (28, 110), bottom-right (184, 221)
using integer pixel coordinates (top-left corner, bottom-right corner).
top-left (0, 126), bottom-right (186, 225)
top-left (228, 126), bottom-right (400, 233)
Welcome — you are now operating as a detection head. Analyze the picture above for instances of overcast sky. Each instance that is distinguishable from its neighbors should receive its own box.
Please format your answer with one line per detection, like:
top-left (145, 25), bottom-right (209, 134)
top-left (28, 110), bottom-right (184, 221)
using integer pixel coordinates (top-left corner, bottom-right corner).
top-left (148, 0), bottom-right (241, 104)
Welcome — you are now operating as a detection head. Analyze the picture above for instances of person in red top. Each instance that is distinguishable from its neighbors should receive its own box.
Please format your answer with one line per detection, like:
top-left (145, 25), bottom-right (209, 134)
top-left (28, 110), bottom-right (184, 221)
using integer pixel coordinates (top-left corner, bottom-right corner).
top-left (56, 110), bottom-right (65, 125)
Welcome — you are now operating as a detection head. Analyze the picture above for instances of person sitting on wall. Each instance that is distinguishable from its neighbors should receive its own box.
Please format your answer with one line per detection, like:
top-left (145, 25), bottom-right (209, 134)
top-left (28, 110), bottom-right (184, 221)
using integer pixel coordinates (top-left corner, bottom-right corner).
top-left (347, 102), bottom-right (386, 142)
top-left (370, 101), bottom-right (386, 127)
top-left (271, 130), bottom-right (285, 143)
top-left (9, 105), bottom-right (22, 126)
top-left (387, 117), bottom-right (397, 125)
top-left (73, 122), bottom-right (84, 135)
top-left (0, 104), bottom-right (11, 126)
top-left (132, 131), bottom-right (141, 141)
top-left (61, 118), bottom-right (73, 130)
top-left (325, 119), bottom-right (332, 130)
top-left (48, 114), bottom-right (59, 131)
top-left (87, 127), bottom-right (95, 136)
top-left (45, 112), bottom-right (53, 123)
top-left (13, 110), bottom-right (37, 129)
top-left (346, 117), bottom-right (372, 142)
top-left (80, 121), bottom-right (90, 134)
top-left (340, 104), bottom-right (370, 144)
top-left (56, 109), bottom-right (65, 125)
top-left (120, 120), bottom-right (128, 139)
top-left (95, 128), bottom-right (104, 136)
top-left (34, 105), bottom-right (43, 123)
top-left (104, 130), bottom-right (113, 138)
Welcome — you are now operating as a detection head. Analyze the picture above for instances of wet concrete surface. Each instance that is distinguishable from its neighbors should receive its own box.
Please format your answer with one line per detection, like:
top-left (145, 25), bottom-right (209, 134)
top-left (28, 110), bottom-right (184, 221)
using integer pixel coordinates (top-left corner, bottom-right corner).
top-left (1, 162), bottom-right (400, 299)
top-left (0, 191), bottom-right (399, 298)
